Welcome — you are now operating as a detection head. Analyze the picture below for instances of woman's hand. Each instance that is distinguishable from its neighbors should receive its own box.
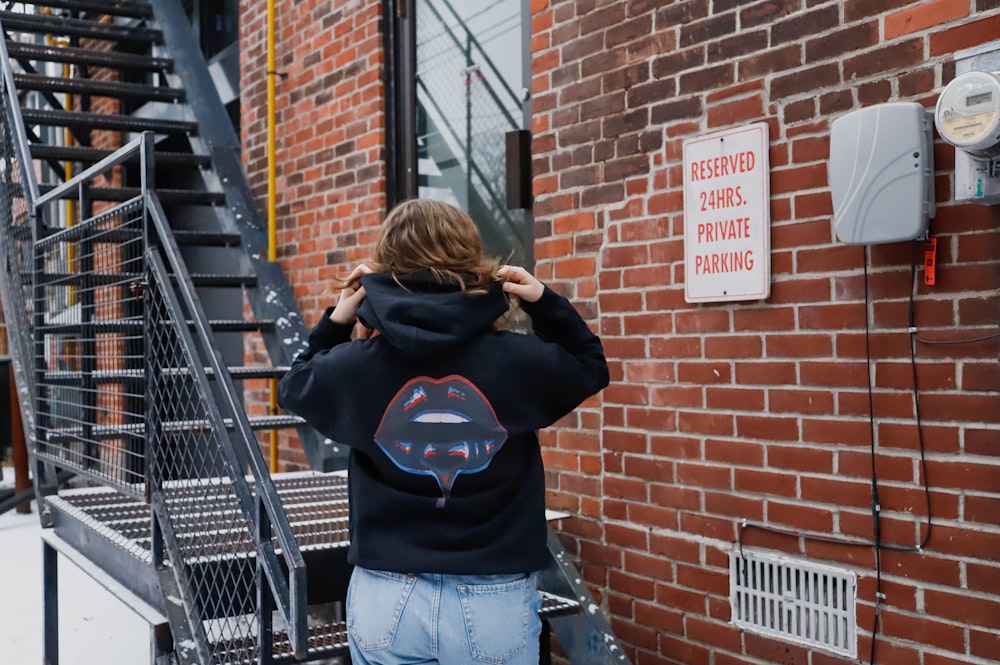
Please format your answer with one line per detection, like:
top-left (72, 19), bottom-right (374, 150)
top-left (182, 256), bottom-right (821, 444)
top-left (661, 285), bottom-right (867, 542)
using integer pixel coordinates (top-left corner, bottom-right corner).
top-left (329, 264), bottom-right (373, 325)
top-left (498, 265), bottom-right (544, 303)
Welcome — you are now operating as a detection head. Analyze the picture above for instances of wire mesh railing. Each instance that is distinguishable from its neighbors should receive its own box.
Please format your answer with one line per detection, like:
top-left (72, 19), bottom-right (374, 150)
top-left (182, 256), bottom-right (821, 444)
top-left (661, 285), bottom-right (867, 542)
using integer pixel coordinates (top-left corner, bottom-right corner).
top-left (146, 247), bottom-right (264, 663)
top-left (34, 197), bottom-right (148, 492)
top-left (1, 41), bottom-right (309, 653)
top-left (145, 190), bottom-right (307, 661)
top-left (0, 33), bottom-right (41, 449)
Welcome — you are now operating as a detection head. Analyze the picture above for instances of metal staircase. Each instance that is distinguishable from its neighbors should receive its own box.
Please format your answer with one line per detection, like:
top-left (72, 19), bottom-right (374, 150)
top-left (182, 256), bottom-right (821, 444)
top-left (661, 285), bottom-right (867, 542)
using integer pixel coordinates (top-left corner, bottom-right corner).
top-left (0, 1), bottom-right (630, 663)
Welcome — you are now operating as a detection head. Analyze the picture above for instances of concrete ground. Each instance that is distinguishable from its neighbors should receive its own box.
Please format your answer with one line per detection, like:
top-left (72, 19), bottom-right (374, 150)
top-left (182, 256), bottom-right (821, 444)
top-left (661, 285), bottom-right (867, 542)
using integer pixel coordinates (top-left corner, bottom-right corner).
top-left (0, 468), bottom-right (149, 664)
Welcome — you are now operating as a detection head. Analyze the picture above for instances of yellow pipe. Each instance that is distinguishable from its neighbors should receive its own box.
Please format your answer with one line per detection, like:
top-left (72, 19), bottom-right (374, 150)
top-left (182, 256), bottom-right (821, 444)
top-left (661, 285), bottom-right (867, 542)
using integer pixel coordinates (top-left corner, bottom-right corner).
top-left (65, 62), bottom-right (76, 305)
top-left (42, 19), bottom-right (77, 301)
top-left (267, 0), bottom-right (279, 472)
top-left (41, 22), bottom-right (74, 231)
top-left (267, 0), bottom-right (277, 263)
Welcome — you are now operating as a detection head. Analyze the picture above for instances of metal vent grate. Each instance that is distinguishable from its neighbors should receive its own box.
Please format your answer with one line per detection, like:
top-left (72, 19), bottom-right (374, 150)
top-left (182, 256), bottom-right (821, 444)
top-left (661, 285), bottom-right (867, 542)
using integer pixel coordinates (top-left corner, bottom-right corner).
top-left (730, 550), bottom-right (857, 658)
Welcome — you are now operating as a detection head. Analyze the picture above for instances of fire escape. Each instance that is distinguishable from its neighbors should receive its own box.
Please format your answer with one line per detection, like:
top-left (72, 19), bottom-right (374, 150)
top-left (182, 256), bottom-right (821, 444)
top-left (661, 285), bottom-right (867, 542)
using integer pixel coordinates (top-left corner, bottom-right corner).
top-left (0, 1), bottom-right (630, 663)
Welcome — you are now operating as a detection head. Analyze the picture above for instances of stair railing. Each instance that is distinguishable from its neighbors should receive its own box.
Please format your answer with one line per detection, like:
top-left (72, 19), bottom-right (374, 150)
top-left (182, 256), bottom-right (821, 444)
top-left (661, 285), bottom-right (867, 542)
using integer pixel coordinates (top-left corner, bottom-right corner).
top-left (0, 54), bottom-right (310, 654)
top-left (0, 25), bottom-right (41, 467)
top-left (144, 172), bottom-right (308, 661)
top-left (148, 0), bottom-right (335, 472)
top-left (416, 79), bottom-right (514, 222)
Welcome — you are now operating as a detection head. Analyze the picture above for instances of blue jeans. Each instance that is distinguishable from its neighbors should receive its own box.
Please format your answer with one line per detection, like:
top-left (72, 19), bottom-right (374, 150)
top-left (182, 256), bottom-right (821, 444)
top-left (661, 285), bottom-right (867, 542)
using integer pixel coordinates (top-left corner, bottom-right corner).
top-left (346, 566), bottom-right (542, 665)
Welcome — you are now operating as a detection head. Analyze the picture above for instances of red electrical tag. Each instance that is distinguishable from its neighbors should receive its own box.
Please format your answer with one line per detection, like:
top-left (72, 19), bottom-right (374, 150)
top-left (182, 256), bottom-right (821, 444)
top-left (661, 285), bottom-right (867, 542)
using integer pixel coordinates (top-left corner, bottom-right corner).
top-left (924, 237), bottom-right (937, 286)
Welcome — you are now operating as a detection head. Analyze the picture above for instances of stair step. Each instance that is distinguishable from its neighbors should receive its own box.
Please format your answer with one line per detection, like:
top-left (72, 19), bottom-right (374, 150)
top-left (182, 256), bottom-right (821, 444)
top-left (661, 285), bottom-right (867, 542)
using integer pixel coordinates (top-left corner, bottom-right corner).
top-left (165, 414), bottom-right (307, 433)
top-left (5, 41), bottom-right (171, 72)
top-left (0, 11), bottom-right (161, 44)
top-left (34, 213), bottom-right (236, 248)
top-left (45, 414), bottom-right (307, 442)
top-left (45, 475), bottom-right (586, 663)
top-left (21, 109), bottom-right (197, 136)
top-left (187, 273), bottom-right (257, 287)
top-left (35, 271), bottom-right (255, 289)
top-left (13, 73), bottom-right (183, 102)
top-left (38, 315), bottom-right (267, 334)
top-left (43, 364), bottom-right (290, 384)
top-left (70, 226), bottom-right (240, 246)
top-left (216, 593), bottom-right (581, 664)
top-left (172, 229), bottom-right (241, 246)
top-left (50, 491), bottom-right (347, 537)
top-left (11, 0), bottom-right (152, 19)
top-left (29, 144), bottom-right (210, 167)
top-left (37, 183), bottom-right (222, 205)
top-left (198, 319), bottom-right (276, 332)
top-left (224, 365), bottom-right (290, 379)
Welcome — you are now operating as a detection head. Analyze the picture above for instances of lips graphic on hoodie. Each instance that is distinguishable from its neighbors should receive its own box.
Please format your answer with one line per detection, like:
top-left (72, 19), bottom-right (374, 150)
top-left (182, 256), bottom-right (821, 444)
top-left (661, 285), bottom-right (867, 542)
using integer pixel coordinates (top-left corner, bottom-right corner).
top-left (374, 375), bottom-right (508, 508)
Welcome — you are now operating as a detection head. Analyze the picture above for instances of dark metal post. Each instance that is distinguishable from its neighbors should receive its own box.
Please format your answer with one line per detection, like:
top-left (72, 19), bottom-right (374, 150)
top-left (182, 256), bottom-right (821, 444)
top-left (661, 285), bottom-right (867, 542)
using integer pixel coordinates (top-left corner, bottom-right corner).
top-left (465, 32), bottom-right (472, 209)
top-left (43, 539), bottom-right (59, 665)
top-left (76, 181), bottom-right (97, 468)
top-left (10, 370), bottom-right (30, 513)
top-left (257, 496), bottom-right (275, 665)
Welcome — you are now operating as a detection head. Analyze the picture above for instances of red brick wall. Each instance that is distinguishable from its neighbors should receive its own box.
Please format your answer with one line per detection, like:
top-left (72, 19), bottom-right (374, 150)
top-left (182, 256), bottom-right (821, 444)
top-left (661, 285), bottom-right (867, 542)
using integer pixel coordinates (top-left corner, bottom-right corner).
top-left (241, 0), bottom-right (387, 468)
top-left (243, 0), bottom-right (1000, 660)
top-left (531, 1), bottom-right (1000, 664)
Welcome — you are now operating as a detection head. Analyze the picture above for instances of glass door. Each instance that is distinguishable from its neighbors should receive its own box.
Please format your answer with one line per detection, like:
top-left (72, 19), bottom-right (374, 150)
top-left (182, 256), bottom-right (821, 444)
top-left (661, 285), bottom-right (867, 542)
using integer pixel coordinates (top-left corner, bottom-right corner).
top-left (390, 0), bottom-right (532, 265)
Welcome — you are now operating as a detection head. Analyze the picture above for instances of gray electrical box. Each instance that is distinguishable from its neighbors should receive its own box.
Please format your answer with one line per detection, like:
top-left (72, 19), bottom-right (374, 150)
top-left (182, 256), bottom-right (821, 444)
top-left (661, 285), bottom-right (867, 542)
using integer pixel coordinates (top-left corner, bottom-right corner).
top-left (829, 102), bottom-right (935, 244)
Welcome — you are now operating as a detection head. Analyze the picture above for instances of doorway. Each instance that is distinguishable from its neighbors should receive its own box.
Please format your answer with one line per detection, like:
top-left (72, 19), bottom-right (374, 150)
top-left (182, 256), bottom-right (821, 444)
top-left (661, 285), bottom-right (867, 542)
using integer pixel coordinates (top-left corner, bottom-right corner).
top-left (388, 0), bottom-right (533, 265)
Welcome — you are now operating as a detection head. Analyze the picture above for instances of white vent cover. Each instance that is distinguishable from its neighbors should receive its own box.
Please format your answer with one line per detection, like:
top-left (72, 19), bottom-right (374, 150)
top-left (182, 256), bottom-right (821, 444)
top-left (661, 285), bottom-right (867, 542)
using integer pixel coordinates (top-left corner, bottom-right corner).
top-left (730, 550), bottom-right (857, 658)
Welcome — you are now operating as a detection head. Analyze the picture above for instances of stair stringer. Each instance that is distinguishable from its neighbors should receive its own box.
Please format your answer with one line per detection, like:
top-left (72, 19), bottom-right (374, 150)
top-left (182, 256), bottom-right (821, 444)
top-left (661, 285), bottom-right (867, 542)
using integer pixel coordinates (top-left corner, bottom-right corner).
top-left (541, 527), bottom-right (631, 664)
top-left (147, 0), bottom-right (343, 471)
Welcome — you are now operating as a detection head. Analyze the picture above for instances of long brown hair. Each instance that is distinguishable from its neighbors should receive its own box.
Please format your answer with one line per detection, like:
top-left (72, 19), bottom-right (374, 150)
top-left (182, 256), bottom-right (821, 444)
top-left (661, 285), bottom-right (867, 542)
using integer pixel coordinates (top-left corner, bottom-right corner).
top-left (369, 199), bottom-right (501, 292)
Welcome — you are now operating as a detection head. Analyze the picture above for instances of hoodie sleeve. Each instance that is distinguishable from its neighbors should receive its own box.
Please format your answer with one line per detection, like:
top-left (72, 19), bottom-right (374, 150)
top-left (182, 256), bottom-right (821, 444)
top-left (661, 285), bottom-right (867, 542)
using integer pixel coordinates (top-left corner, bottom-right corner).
top-left (277, 307), bottom-right (355, 436)
top-left (508, 286), bottom-right (609, 429)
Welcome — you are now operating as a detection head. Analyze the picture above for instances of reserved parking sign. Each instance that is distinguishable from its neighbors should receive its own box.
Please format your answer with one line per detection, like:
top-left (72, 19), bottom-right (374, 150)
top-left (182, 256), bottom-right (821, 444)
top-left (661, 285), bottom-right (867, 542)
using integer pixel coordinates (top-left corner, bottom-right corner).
top-left (683, 122), bottom-right (771, 303)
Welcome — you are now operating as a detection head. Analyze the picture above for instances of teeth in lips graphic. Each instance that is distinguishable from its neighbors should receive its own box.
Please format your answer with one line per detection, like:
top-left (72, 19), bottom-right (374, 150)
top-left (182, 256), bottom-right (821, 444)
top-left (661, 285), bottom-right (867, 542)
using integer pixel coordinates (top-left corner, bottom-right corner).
top-left (375, 375), bottom-right (507, 507)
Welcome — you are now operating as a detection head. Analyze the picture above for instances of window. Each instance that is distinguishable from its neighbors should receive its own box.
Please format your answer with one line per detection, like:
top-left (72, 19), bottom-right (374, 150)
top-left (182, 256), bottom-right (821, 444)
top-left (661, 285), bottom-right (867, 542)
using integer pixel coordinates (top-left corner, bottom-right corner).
top-left (388, 0), bottom-right (532, 265)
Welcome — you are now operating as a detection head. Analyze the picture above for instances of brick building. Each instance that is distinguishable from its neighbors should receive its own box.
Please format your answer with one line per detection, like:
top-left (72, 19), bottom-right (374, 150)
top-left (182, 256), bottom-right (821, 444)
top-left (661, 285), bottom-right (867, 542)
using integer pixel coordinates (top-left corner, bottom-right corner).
top-left (239, 1), bottom-right (1000, 663)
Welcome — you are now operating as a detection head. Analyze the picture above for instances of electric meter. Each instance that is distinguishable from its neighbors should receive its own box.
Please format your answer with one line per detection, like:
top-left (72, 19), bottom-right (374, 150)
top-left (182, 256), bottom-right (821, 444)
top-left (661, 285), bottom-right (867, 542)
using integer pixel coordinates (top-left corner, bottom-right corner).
top-left (934, 70), bottom-right (1000, 157)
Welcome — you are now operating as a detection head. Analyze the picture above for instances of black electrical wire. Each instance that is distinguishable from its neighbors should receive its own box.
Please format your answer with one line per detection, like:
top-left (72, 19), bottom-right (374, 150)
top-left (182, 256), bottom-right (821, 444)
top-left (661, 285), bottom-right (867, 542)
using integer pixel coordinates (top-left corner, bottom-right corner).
top-left (863, 245), bottom-right (883, 665)
top-left (915, 330), bottom-right (1000, 344)
top-left (906, 240), bottom-right (934, 552)
top-left (737, 242), bottom-right (946, 665)
top-left (909, 239), bottom-right (1000, 346)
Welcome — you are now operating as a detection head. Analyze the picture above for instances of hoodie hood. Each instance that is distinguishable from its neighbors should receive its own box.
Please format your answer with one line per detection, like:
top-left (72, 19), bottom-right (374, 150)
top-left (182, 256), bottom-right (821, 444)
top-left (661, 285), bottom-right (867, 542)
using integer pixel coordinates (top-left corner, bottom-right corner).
top-left (356, 272), bottom-right (509, 357)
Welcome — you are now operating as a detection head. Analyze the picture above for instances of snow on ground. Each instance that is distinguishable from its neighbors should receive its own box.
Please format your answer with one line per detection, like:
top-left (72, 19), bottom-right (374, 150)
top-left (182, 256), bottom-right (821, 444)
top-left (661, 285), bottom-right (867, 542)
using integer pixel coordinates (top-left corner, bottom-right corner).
top-left (0, 470), bottom-right (149, 664)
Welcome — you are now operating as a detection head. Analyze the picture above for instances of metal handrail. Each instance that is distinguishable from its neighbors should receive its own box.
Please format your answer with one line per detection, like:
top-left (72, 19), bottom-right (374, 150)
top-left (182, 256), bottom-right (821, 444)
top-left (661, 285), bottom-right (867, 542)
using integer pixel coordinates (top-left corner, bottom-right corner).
top-left (0, 95), bottom-right (307, 655)
top-left (0, 15), bottom-right (43, 476)
top-left (415, 0), bottom-right (525, 257)
top-left (146, 188), bottom-right (308, 657)
top-left (34, 135), bottom-right (145, 207)
top-left (2, 5), bottom-right (310, 657)
top-left (0, 18), bottom-right (41, 203)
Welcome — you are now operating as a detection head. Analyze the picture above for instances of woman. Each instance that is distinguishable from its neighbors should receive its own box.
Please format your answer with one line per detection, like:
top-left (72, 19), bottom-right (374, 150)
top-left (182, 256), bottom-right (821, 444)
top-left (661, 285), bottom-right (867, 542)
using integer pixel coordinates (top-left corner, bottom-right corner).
top-left (278, 199), bottom-right (609, 664)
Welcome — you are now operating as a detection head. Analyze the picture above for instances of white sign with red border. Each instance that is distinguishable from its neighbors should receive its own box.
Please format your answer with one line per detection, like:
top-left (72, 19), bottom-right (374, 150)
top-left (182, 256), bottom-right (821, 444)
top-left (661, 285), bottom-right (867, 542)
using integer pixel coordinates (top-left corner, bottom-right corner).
top-left (683, 122), bottom-right (771, 303)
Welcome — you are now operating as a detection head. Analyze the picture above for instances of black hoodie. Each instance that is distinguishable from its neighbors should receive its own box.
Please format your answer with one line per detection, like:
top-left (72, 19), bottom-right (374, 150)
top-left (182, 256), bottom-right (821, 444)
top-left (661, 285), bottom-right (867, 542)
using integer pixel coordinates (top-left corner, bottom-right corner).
top-left (278, 271), bottom-right (609, 574)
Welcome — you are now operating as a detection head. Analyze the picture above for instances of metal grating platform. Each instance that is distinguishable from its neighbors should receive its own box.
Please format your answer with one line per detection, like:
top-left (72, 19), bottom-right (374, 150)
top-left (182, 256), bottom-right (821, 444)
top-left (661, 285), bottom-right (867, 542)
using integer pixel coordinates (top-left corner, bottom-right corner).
top-left (49, 471), bottom-right (350, 554)
top-left (44, 470), bottom-right (582, 663)
top-left (208, 592), bottom-right (579, 665)
top-left (45, 472), bottom-right (351, 611)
